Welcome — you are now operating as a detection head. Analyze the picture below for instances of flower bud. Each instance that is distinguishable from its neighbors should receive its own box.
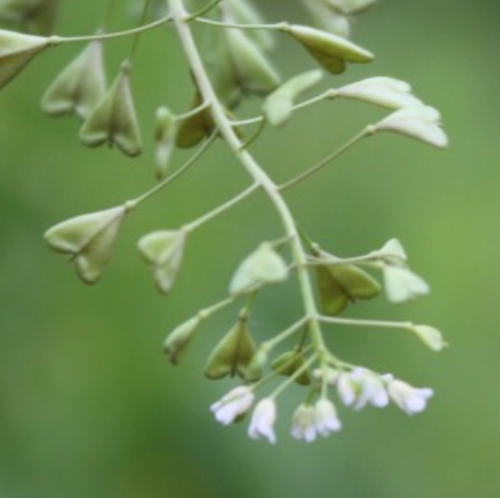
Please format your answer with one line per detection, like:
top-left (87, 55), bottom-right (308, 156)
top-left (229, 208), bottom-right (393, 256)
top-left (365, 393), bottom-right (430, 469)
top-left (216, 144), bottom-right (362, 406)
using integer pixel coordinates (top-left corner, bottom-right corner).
top-left (164, 316), bottom-right (201, 364)
top-left (229, 242), bottom-right (288, 295)
top-left (44, 206), bottom-right (126, 284)
top-left (154, 106), bottom-right (177, 180)
top-left (285, 24), bottom-right (373, 74)
top-left (262, 69), bottom-right (323, 127)
top-left (372, 105), bottom-right (449, 149)
top-left (248, 398), bottom-right (277, 443)
top-left (41, 40), bottom-right (106, 119)
top-left (204, 320), bottom-right (259, 381)
top-left (0, 28), bottom-right (50, 90)
top-left (137, 230), bottom-right (186, 295)
top-left (79, 61), bottom-right (142, 157)
top-left (411, 324), bottom-right (447, 352)
top-left (316, 262), bottom-right (381, 316)
top-left (271, 350), bottom-right (311, 385)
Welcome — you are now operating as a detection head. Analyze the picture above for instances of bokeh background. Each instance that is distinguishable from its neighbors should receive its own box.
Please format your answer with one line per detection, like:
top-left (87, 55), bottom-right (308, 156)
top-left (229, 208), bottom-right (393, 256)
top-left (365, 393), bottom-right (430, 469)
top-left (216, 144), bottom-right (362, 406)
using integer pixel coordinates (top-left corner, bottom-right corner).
top-left (1, 1), bottom-right (499, 497)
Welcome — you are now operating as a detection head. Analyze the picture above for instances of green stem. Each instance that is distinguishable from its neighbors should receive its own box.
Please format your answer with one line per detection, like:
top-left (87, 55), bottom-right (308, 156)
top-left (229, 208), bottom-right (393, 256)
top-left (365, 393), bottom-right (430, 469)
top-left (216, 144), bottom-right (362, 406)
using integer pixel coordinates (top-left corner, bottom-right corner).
top-left (183, 182), bottom-right (259, 233)
top-left (169, 0), bottom-right (328, 359)
top-left (51, 14), bottom-right (172, 44)
top-left (263, 317), bottom-right (309, 351)
top-left (184, 0), bottom-right (224, 22)
top-left (269, 354), bottom-right (317, 400)
top-left (125, 132), bottom-right (216, 210)
top-left (319, 315), bottom-right (414, 330)
top-left (194, 17), bottom-right (287, 31)
top-left (279, 129), bottom-right (368, 191)
top-left (129, 0), bottom-right (154, 61)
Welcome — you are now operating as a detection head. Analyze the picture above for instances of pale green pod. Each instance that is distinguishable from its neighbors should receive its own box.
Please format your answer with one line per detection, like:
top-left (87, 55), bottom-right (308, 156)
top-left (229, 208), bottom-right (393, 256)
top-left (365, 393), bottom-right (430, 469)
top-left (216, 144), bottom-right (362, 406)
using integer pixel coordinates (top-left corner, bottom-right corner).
top-left (225, 27), bottom-right (280, 96)
top-left (164, 316), bottom-right (201, 364)
top-left (301, 0), bottom-right (351, 38)
top-left (411, 324), bottom-right (447, 352)
top-left (286, 24), bottom-right (373, 74)
top-left (44, 206), bottom-right (126, 284)
top-left (230, 242), bottom-right (288, 295)
top-left (271, 350), bottom-right (311, 385)
top-left (224, 0), bottom-right (274, 50)
top-left (316, 262), bottom-right (381, 316)
top-left (79, 61), bottom-right (142, 157)
top-left (41, 40), bottom-right (106, 119)
top-left (327, 0), bottom-right (378, 14)
top-left (154, 106), bottom-right (177, 180)
top-left (175, 94), bottom-right (215, 148)
top-left (262, 69), bottom-right (323, 127)
top-left (204, 321), bottom-right (259, 381)
top-left (137, 230), bottom-right (186, 295)
top-left (0, 28), bottom-right (50, 89)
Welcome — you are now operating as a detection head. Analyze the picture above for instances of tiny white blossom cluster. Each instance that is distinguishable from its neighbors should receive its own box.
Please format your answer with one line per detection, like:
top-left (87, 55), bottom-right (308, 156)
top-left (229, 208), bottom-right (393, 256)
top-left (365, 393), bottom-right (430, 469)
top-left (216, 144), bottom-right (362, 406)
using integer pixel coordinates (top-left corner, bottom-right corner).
top-left (210, 368), bottom-right (433, 444)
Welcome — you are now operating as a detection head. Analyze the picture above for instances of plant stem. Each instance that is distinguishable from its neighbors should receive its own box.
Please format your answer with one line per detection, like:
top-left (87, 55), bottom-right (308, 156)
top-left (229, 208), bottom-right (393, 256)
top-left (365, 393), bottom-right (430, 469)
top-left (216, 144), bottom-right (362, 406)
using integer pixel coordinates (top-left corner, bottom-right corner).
top-left (279, 129), bottom-right (368, 191)
top-left (319, 315), bottom-right (414, 330)
top-left (169, 0), bottom-right (327, 357)
top-left (51, 15), bottom-right (172, 44)
top-left (194, 17), bottom-right (287, 31)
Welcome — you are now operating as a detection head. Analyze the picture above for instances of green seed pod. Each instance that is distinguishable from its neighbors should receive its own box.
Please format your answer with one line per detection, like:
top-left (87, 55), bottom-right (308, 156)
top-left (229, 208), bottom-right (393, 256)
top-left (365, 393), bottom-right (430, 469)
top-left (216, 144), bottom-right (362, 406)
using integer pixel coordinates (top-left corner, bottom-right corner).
top-left (285, 24), bottom-right (373, 74)
top-left (154, 106), bottom-right (177, 180)
top-left (204, 320), bottom-right (259, 381)
top-left (317, 263), bottom-right (381, 316)
top-left (225, 28), bottom-right (280, 96)
top-left (79, 61), bottom-right (142, 157)
top-left (0, 0), bottom-right (58, 35)
top-left (262, 69), bottom-right (323, 127)
top-left (0, 28), bottom-right (50, 90)
top-left (137, 230), bottom-right (186, 295)
top-left (44, 206), bottom-right (126, 284)
top-left (41, 40), bottom-right (106, 119)
top-left (175, 94), bottom-right (214, 148)
top-left (246, 348), bottom-right (268, 381)
top-left (301, 0), bottom-right (351, 38)
top-left (271, 350), bottom-right (311, 385)
top-left (230, 242), bottom-right (288, 295)
top-left (164, 316), bottom-right (201, 364)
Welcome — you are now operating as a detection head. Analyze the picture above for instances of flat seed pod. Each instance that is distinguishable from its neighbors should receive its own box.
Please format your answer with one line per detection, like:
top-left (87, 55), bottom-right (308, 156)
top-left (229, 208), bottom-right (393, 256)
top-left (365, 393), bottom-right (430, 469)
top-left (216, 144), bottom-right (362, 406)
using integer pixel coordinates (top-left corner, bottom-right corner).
top-left (286, 24), bottom-right (373, 74)
top-left (271, 350), bottom-right (311, 385)
top-left (317, 263), bottom-right (381, 316)
top-left (41, 40), bottom-right (106, 119)
top-left (0, 28), bottom-right (50, 89)
top-left (205, 321), bottom-right (260, 381)
top-left (262, 69), bottom-right (323, 127)
top-left (79, 61), bottom-right (142, 157)
top-left (225, 27), bottom-right (280, 96)
top-left (230, 242), bottom-right (288, 295)
top-left (137, 230), bottom-right (186, 295)
top-left (44, 206), bottom-right (126, 284)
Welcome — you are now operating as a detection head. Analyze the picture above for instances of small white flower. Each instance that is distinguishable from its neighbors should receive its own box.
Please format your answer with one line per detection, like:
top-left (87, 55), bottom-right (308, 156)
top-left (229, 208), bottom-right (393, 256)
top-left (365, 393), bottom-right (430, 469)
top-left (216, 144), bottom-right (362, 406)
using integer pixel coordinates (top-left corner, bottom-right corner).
top-left (383, 265), bottom-right (430, 304)
top-left (337, 371), bottom-right (359, 406)
top-left (210, 386), bottom-right (254, 426)
top-left (336, 77), bottom-right (424, 110)
top-left (351, 369), bottom-right (389, 410)
top-left (372, 105), bottom-right (449, 149)
top-left (384, 376), bottom-right (434, 415)
top-left (291, 404), bottom-right (317, 442)
top-left (314, 399), bottom-right (342, 436)
top-left (248, 398), bottom-right (277, 444)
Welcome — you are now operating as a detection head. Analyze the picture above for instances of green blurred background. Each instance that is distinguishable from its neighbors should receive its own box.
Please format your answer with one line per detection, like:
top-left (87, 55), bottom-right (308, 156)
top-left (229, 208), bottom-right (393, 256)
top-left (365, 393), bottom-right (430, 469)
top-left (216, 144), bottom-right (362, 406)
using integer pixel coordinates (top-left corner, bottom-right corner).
top-left (1, 1), bottom-right (499, 497)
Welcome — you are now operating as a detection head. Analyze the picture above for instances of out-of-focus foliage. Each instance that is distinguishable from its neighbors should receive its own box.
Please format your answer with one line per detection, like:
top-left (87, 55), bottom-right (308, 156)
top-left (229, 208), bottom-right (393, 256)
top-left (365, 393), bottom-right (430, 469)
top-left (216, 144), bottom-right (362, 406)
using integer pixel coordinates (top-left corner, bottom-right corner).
top-left (1, 1), bottom-right (499, 497)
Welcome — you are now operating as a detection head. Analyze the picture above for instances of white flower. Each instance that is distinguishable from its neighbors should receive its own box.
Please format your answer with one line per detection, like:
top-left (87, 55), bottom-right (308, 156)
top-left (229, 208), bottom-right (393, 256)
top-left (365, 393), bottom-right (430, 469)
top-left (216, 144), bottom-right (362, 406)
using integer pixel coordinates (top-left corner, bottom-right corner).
top-left (291, 404), bottom-right (317, 442)
top-left (384, 375), bottom-right (434, 415)
top-left (210, 386), bottom-right (254, 426)
top-left (336, 77), bottom-right (424, 110)
top-left (372, 105), bottom-right (449, 149)
top-left (314, 399), bottom-right (342, 436)
top-left (383, 265), bottom-right (430, 304)
top-left (337, 368), bottom-right (389, 410)
top-left (248, 398), bottom-right (277, 444)
top-left (337, 371), bottom-right (359, 406)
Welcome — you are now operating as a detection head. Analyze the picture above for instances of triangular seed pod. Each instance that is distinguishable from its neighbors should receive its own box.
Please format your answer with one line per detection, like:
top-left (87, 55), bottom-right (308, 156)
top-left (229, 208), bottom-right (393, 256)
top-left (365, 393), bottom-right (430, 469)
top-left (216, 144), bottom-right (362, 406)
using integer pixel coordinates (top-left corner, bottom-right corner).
top-left (44, 206), bottom-right (126, 284)
top-left (79, 61), bottom-right (142, 157)
top-left (286, 24), bottom-right (373, 74)
top-left (271, 350), bottom-right (311, 386)
top-left (175, 94), bottom-right (215, 148)
top-left (164, 316), bottom-right (201, 364)
top-left (204, 320), bottom-right (259, 381)
top-left (41, 40), bottom-right (106, 119)
top-left (137, 230), bottom-right (186, 295)
top-left (0, 27), bottom-right (50, 90)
